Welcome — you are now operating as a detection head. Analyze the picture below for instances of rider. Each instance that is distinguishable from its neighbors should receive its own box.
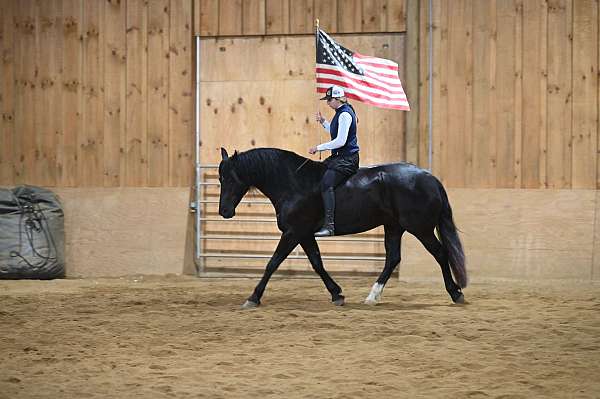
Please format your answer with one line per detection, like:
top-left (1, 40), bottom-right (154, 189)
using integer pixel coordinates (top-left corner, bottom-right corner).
top-left (309, 85), bottom-right (360, 237)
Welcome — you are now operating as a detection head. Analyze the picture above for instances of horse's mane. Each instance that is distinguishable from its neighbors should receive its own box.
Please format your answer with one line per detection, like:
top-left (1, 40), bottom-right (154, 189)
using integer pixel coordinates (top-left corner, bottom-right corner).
top-left (231, 148), bottom-right (325, 191)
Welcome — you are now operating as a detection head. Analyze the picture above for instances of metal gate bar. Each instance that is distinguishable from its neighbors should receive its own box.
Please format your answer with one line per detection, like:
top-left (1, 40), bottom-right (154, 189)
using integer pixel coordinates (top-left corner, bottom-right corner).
top-left (202, 235), bottom-right (384, 243)
top-left (201, 253), bottom-right (386, 261)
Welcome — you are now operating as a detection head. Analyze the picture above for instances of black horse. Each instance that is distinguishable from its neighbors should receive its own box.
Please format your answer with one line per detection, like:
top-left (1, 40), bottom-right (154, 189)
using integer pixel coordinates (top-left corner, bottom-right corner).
top-left (218, 147), bottom-right (467, 308)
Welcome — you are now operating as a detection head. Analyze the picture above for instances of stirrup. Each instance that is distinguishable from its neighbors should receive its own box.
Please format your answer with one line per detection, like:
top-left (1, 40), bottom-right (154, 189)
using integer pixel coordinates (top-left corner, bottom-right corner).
top-left (315, 225), bottom-right (335, 237)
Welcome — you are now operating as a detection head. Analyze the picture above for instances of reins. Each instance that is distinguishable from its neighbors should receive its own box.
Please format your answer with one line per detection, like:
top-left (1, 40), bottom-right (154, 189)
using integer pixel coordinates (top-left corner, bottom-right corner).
top-left (295, 158), bottom-right (310, 173)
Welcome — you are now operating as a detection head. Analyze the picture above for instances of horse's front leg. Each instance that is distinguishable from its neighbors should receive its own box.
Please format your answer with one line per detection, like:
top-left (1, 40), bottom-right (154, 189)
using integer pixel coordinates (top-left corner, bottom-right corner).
top-left (243, 233), bottom-right (298, 309)
top-left (300, 237), bottom-right (345, 306)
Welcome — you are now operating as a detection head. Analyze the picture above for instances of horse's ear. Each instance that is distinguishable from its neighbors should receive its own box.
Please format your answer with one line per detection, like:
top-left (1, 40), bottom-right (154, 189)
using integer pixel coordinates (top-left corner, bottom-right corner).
top-left (220, 147), bottom-right (229, 160)
top-left (233, 150), bottom-right (239, 157)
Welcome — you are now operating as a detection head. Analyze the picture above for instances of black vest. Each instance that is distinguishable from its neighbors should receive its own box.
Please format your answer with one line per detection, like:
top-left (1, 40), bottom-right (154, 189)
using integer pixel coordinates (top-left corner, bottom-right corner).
top-left (329, 103), bottom-right (359, 156)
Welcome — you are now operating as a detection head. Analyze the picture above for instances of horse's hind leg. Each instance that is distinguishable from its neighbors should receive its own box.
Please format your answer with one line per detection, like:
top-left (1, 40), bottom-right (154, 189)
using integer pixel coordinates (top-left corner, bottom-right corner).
top-left (243, 233), bottom-right (298, 309)
top-left (415, 230), bottom-right (464, 304)
top-left (365, 226), bottom-right (404, 305)
top-left (300, 237), bottom-right (345, 306)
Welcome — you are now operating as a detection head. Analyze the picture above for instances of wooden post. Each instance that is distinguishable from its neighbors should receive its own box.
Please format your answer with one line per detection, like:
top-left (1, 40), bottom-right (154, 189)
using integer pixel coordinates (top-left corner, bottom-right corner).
top-left (405, 0), bottom-right (420, 166)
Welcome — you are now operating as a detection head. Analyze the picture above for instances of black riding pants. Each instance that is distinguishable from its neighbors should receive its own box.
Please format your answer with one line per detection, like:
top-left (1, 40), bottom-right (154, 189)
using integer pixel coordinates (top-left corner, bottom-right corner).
top-left (320, 152), bottom-right (360, 192)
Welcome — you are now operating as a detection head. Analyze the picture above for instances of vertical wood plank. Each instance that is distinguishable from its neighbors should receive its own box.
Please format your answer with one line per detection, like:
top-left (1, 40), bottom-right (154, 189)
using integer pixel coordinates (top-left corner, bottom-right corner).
top-left (315, 0), bottom-right (337, 32)
top-left (471, 0), bottom-right (496, 187)
top-left (13, 0), bottom-right (37, 184)
top-left (417, 0), bottom-right (429, 169)
top-left (60, 0), bottom-right (82, 187)
top-left (243, 0), bottom-right (266, 35)
top-left (463, 1), bottom-right (473, 188)
top-left (337, 0), bottom-right (362, 33)
top-left (219, 0), bottom-right (243, 36)
top-left (521, 0), bottom-right (547, 188)
top-left (0, 0), bottom-right (15, 185)
top-left (32, 0), bottom-right (43, 186)
top-left (594, 191), bottom-right (600, 280)
top-left (513, 0), bottom-right (523, 188)
top-left (445, 0), bottom-right (472, 187)
top-left (404, 0), bottom-right (419, 165)
top-left (572, 0), bottom-right (598, 188)
top-left (289, 0), bottom-right (313, 34)
top-left (196, 0), bottom-right (219, 36)
top-left (37, 0), bottom-right (62, 187)
top-left (430, 0), bottom-right (448, 176)
top-left (266, 0), bottom-right (289, 34)
top-left (362, 0), bottom-right (387, 32)
top-left (194, 0), bottom-right (200, 36)
top-left (104, 0), bottom-right (126, 187)
top-left (80, 0), bottom-right (105, 187)
top-left (387, 0), bottom-right (407, 32)
top-left (126, 0), bottom-right (148, 186)
top-left (29, 0), bottom-right (42, 186)
top-left (147, 0), bottom-right (170, 187)
top-left (546, 0), bottom-right (572, 188)
top-left (496, 0), bottom-right (522, 188)
top-left (169, 0), bottom-right (193, 186)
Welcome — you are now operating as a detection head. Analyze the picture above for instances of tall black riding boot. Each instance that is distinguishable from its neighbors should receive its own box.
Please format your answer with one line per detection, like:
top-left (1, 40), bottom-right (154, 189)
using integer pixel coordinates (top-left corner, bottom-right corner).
top-left (315, 188), bottom-right (335, 237)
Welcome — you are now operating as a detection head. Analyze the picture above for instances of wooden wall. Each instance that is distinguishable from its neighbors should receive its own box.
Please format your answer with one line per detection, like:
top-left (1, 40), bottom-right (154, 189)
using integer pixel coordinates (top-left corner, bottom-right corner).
top-left (401, 189), bottom-right (600, 282)
top-left (194, 0), bottom-right (407, 36)
top-left (194, 0), bottom-right (411, 165)
top-left (2, 0), bottom-right (599, 189)
top-left (198, 34), bottom-right (407, 166)
top-left (416, 0), bottom-right (600, 189)
top-left (54, 187), bottom-right (189, 277)
top-left (0, 0), bottom-right (193, 188)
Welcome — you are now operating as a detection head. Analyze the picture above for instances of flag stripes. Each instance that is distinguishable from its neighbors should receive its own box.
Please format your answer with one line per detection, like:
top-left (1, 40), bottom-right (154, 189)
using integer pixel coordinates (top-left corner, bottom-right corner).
top-left (316, 28), bottom-right (410, 111)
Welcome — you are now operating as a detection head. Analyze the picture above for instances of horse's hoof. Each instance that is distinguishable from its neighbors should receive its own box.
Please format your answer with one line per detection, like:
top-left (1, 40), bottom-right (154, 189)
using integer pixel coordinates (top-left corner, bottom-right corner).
top-left (332, 297), bottom-right (345, 306)
top-left (364, 298), bottom-right (378, 306)
top-left (241, 300), bottom-right (259, 309)
top-left (453, 293), bottom-right (465, 304)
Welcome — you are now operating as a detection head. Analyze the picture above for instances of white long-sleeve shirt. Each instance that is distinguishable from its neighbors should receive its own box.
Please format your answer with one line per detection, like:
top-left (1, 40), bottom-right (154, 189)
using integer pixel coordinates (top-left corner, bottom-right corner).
top-left (316, 112), bottom-right (353, 152)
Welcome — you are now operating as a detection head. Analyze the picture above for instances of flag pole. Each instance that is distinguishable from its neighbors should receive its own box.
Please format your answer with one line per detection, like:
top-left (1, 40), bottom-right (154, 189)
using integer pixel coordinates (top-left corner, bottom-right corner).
top-left (315, 18), bottom-right (321, 160)
top-left (315, 18), bottom-right (319, 104)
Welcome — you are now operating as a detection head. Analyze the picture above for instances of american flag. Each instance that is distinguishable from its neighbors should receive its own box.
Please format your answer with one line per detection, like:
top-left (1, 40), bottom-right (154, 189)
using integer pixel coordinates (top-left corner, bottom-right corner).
top-left (316, 29), bottom-right (410, 111)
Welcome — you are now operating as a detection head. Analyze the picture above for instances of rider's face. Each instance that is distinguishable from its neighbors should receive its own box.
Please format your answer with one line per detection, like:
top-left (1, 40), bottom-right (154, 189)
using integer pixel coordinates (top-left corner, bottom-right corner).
top-left (327, 98), bottom-right (342, 109)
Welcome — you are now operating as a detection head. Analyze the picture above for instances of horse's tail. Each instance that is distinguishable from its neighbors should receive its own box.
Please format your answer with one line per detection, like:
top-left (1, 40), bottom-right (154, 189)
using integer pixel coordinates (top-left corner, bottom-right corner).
top-left (436, 183), bottom-right (468, 288)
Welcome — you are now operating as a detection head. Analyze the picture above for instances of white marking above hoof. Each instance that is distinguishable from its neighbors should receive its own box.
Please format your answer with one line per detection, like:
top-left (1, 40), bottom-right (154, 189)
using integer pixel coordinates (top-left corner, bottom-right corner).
top-left (364, 282), bottom-right (384, 305)
top-left (332, 298), bottom-right (345, 306)
top-left (241, 300), bottom-right (259, 309)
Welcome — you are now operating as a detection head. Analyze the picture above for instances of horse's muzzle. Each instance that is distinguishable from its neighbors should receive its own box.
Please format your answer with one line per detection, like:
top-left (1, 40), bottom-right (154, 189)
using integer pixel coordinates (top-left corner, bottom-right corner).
top-left (219, 208), bottom-right (235, 219)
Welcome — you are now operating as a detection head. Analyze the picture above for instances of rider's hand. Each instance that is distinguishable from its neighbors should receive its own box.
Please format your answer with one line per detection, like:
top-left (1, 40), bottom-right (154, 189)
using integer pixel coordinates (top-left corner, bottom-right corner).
top-left (315, 112), bottom-right (325, 124)
top-left (309, 147), bottom-right (318, 155)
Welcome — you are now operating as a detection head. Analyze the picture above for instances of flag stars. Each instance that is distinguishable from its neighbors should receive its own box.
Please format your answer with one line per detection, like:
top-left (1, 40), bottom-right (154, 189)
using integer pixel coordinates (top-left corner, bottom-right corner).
top-left (317, 32), bottom-right (361, 74)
